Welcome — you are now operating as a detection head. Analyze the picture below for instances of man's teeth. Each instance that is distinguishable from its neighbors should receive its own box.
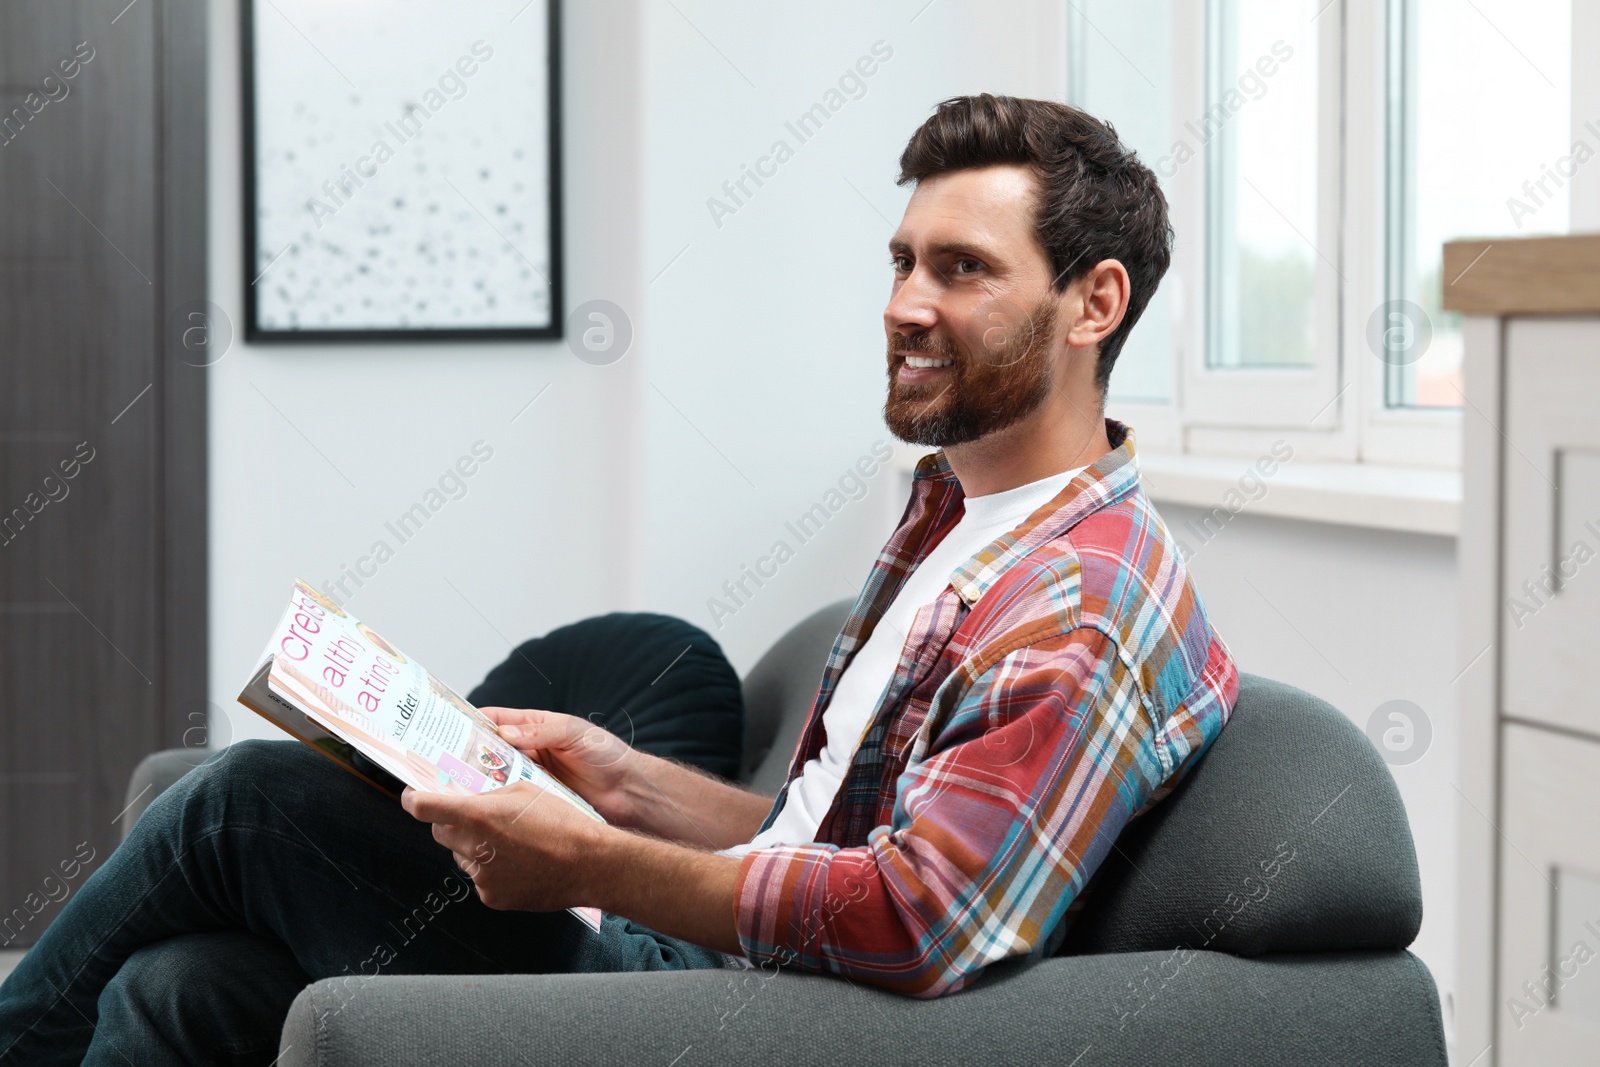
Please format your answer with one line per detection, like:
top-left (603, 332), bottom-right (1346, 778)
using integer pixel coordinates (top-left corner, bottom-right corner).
top-left (904, 356), bottom-right (954, 369)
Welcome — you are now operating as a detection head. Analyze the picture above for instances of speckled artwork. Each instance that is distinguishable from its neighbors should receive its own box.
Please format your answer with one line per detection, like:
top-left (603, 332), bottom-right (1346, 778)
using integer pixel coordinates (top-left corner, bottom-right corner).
top-left (248, 0), bottom-right (556, 334)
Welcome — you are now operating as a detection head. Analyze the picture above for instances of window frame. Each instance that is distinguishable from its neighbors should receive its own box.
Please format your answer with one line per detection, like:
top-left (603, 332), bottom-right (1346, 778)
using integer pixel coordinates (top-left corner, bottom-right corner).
top-left (1087, 0), bottom-right (1463, 470)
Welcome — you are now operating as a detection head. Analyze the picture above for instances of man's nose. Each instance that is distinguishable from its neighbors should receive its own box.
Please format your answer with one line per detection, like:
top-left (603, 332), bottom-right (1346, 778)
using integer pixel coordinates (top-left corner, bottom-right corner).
top-left (884, 270), bottom-right (940, 336)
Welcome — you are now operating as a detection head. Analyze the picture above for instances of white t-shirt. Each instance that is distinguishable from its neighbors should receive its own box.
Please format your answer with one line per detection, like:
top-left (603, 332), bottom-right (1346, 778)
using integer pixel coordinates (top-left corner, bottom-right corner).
top-left (721, 465), bottom-right (1085, 859)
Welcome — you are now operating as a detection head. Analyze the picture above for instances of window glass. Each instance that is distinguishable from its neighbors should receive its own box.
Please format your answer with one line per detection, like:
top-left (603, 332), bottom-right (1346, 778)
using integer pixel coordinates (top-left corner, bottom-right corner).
top-left (1205, 0), bottom-right (1321, 370)
top-left (1386, 0), bottom-right (1572, 407)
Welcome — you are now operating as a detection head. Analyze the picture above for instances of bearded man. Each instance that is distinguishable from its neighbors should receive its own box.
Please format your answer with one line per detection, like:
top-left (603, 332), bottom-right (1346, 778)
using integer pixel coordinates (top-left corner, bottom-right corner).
top-left (0, 94), bottom-right (1236, 1065)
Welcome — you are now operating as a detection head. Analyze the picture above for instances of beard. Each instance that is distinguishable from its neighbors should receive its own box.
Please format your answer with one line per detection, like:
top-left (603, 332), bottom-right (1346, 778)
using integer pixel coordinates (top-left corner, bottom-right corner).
top-left (882, 296), bottom-right (1058, 448)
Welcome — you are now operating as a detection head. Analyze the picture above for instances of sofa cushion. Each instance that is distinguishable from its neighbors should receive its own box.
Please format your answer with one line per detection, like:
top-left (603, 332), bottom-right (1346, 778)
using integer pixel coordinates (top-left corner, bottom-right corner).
top-left (1058, 674), bottom-right (1423, 957)
top-left (467, 612), bottom-right (745, 781)
top-left (739, 599), bottom-right (852, 793)
top-left (279, 949), bottom-right (1447, 1067)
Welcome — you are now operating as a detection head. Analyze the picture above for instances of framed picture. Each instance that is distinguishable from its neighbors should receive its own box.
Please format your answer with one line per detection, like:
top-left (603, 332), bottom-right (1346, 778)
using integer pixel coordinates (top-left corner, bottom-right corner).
top-left (241, 0), bottom-right (562, 342)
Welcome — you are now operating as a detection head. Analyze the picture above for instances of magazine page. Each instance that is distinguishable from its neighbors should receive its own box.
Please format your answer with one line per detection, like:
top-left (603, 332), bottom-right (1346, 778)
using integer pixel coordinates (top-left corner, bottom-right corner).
top-left (241, 578), bottom-right (603, 930)
top-left (238, 658), bottom-right (396, 797)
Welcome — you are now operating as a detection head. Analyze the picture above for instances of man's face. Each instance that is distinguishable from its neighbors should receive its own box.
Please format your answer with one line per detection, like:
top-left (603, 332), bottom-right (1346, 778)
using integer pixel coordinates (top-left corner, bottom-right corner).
top-left (883, 165), bottom-right (1063, 448)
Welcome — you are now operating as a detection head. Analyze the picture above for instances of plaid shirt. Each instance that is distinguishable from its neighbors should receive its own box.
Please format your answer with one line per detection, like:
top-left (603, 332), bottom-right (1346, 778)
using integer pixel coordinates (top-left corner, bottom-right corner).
top-left (732, 421), bottom-right (1238, 997)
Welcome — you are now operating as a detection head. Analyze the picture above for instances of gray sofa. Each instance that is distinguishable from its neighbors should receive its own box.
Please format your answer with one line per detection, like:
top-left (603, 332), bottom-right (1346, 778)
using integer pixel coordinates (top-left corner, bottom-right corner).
top-left (122, 601), bottom-right (1447, 1066)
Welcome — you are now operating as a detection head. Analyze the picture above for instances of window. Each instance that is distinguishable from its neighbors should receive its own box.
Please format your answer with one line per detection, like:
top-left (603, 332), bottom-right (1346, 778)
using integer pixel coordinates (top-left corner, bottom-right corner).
top-left (1385, 0), bottom-right (1573, 408)
top-left (1070, 0), bottom-right (1574, 467)
top-left (1205, 0), bottom-right (1321, 371)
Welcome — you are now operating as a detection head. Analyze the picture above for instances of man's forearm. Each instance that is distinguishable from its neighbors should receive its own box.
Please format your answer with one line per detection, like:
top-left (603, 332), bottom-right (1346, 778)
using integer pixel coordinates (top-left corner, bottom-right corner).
top-left (618, 751), bottom-right (772, 850)
top-left (582, 822), bottom-right (745, 956)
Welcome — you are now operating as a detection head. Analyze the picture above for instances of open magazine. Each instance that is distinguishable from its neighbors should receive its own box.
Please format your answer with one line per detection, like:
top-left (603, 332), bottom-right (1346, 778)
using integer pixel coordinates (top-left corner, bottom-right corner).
top-left (239, 578), bottom-right (603, 931)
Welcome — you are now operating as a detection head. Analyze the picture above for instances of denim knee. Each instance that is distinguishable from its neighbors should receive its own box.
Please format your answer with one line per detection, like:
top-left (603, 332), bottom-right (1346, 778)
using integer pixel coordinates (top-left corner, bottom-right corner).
top-left (206, 738), bottom-right (311, 787)
top-left (94, 940), bottom-right (184, 1042)
top-left (139, 739), bottom-right (335, 841)
top-left (93, 934), bottom-right (303, 1062)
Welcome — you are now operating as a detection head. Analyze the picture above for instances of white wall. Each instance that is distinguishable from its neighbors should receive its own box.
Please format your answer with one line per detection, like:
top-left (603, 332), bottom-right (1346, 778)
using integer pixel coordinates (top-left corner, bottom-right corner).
top-left (637, 0), bottom-right (1066, 671)
top-left (206, 0), bottom-right (1072, 719)
top-left (1573, 0), bottom-right (1600, 231)
top-left (207, 0), bottom-right (649, 743)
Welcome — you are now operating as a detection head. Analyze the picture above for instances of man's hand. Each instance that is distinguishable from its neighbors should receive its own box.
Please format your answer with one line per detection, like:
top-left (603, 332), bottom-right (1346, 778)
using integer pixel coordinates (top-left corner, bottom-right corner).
top-left (401, 781), bottom-right (602, 913)
top-left (480, 707), bottom-right (640, 825)
top-left (481, 706), bottom-right (775, 849)
top-left (400, 781), bottom-right (747, 955)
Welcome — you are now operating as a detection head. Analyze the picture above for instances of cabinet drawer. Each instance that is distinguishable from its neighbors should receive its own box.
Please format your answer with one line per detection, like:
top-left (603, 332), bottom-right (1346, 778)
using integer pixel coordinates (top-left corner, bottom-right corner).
top-left (1500, 316), bottom-right (1600, 740)
top-left (1498, 722), bottom-right (1600, 1065)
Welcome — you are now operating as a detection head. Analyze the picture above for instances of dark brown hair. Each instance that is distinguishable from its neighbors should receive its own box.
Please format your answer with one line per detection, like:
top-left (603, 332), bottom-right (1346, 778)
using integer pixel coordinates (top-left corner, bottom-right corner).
top-left (897, 94), bottom-right (1172, 392)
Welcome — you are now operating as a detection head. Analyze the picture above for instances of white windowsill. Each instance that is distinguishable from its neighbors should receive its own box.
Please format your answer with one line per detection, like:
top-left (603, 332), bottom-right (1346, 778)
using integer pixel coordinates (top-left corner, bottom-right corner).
top-left (1137, 452), bottom-right (1461, 537)
top-left (888, 443), bottom-right (1462, 537)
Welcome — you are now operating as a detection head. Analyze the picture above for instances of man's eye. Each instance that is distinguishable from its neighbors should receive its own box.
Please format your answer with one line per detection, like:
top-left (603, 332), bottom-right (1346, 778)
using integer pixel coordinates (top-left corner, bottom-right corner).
top-left (890, 255), bottom-right (911, 272)
top-left (954, 258), bottom-right (983, 274)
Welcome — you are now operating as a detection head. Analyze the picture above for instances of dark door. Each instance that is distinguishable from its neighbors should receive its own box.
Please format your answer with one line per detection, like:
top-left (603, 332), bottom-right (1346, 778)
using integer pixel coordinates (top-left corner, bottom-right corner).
top-left (0, 0), bottom-right (206, 946)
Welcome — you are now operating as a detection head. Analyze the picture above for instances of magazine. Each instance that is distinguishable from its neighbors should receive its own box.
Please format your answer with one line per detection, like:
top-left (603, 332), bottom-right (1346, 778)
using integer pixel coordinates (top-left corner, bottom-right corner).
top-left (239, 578), bottom-right (603, 931)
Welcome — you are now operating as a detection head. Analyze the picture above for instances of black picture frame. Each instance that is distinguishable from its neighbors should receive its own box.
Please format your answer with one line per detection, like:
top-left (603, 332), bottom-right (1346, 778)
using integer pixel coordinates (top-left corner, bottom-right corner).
top-left (240, 0), bottom-right (564, 343)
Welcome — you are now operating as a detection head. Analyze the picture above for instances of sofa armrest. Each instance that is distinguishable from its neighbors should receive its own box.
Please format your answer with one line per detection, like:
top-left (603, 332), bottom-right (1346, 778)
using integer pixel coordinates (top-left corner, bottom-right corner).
top-left (277, 949), bottom-right (1445, 1067)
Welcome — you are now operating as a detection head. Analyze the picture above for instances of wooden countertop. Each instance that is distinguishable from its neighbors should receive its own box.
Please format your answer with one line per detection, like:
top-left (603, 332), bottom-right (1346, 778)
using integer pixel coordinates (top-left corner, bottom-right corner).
top-left (1441, 234), bottom-right (1600, 315)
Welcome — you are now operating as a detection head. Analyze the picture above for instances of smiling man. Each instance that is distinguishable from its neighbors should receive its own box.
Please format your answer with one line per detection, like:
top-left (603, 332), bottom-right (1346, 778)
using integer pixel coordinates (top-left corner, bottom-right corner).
top-left (0, 95), bottom-right (1237, 1064)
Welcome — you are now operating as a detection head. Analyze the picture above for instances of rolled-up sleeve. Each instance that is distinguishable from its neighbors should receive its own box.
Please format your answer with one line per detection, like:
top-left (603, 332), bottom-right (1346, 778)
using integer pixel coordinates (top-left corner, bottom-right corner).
top-left (732, 626), bottom-right (1228, 998)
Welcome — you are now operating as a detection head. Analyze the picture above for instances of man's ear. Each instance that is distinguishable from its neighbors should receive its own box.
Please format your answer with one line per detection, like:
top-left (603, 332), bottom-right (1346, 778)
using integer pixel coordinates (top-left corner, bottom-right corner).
top-left (1064, 259), bottom-right (1131, 350)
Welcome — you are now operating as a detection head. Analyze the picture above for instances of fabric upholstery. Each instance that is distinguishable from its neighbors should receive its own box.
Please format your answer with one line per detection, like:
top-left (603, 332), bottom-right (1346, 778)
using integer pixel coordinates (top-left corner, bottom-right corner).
top-left (118, 605), bottom-right (1444, 1066)
top-left (738, 599), bottom-right (852, 792)
top-left (278, 949), bottom-right (1447, 1067)
top-left (1060, 673), bottom-right (1423, 957)
top-left (121, 614), bottom-right (746, 845)
top-left (467, 612), bottom-right (745, 781)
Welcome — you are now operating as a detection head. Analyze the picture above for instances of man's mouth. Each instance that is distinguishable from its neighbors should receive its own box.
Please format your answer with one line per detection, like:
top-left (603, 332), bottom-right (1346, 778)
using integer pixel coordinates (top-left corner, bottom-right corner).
top-left (893, 350), bottom-right (957, 386)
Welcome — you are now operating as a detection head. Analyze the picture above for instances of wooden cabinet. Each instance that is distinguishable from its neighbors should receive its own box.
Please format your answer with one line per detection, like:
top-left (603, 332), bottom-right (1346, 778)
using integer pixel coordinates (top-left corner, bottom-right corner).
top-left (1452, 235), bottom-right (1600, 1067)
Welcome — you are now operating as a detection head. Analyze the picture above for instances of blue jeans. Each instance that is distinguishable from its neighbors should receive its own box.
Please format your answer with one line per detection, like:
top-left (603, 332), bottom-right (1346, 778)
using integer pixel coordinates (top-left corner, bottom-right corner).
top-left (0, 739), bottom-right (729, 1065)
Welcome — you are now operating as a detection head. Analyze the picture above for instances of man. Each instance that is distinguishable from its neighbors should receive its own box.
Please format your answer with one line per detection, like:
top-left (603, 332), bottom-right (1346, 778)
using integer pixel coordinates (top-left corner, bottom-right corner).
top-left (0, 94), bottom-right (1235, 1063)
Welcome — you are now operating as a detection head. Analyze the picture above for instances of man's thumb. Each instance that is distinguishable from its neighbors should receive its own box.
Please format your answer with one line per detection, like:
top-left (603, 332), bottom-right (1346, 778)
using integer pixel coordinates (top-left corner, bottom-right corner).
top-left (401, 786), bottom-right (460, 822)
